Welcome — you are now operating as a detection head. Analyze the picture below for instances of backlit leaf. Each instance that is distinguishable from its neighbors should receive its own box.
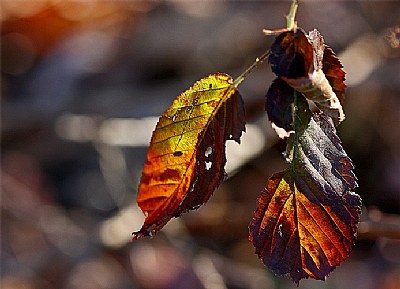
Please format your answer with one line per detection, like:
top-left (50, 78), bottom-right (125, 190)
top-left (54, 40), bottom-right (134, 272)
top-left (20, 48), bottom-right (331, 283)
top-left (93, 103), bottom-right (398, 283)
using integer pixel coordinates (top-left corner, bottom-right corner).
top-left (133, 73), bottom-right (245, 239)
top-left (250, 98), bottom-right (361, 283)
top-left (269, 29), bottom-right (345, 125)
top-left (323, 46), bottom-right (346, 104)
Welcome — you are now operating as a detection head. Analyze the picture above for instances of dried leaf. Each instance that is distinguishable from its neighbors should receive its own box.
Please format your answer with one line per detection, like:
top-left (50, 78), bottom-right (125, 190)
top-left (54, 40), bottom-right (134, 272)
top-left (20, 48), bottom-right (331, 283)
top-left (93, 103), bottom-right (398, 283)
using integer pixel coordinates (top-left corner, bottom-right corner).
top-left (269, 28), bottom-right (314, 78)
top-left (133, 73), bottom-right (245, 239)
top-left (323, 46), bottom-right (346, 104)
top-left (308, 29), bottom-right (325, 70)
top-left (269, 29), bottom-right (346, 125)
top-left (265, 71), bottom-right (311, 134)
top-left (265, 77), bottom-right (295, 131)
top-left (250, 103), bottom-right (361, 283)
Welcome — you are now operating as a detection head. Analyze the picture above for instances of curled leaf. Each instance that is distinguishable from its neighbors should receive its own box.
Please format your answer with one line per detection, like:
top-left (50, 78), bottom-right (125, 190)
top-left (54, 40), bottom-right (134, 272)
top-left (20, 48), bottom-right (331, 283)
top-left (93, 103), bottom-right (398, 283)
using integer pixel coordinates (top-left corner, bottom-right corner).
top-left (265, 77), bottom-right (295, 131)
top-left (281, 70), bottom-right (345, 124)
top-left (269, 29), bottom-right (346, 125)
top-left (134, 73), bottom-right (245, 239)
top-left (308, 29), bottom-right (325, 70)
top-left (269, 28), bottom-right (314, 78)
top-left (323, 46), bottom-right (346, 104)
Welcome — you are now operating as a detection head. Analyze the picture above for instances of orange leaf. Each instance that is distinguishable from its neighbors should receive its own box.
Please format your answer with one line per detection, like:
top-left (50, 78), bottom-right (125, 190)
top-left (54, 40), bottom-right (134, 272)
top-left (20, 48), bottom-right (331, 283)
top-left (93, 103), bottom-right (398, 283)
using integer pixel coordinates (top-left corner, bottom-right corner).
top-left (133, 73), bottom-right (245, 239)
top-left (249, 112), bottom-right (361, 283)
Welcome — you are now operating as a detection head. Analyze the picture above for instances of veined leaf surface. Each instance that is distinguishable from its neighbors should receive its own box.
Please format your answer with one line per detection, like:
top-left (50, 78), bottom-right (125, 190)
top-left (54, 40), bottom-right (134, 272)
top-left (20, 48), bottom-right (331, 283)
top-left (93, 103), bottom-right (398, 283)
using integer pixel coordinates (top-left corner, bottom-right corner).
top-left (134, 73), bottom-right (245, 239)
top-left (250, 95), bottom-right (361, 283)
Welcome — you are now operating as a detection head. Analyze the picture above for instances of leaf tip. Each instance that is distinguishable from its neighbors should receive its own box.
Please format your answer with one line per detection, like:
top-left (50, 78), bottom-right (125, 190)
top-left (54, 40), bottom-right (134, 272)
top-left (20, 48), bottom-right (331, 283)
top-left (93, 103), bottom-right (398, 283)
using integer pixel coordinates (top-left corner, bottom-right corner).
top-left (132, 228), bottom-right (155, 241)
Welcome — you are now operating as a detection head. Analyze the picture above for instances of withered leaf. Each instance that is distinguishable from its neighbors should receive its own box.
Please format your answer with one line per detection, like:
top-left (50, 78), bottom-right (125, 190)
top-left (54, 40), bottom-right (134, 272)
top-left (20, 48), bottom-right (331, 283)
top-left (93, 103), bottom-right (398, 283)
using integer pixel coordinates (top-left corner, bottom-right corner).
top-left (269, 28), bottom-right (314, 78)
top-left (268, 28), bottom-right (346, 125)
top-left (133, 73), bottom-right (245, 239)
top-left (265, 77), bottom-right (295, 131)
top-left (250, 104), bottom-right (361, 283)
top-left (323, 46), bottom-right (346, 104)
top-left (308, 29), bottom-right (325, 70)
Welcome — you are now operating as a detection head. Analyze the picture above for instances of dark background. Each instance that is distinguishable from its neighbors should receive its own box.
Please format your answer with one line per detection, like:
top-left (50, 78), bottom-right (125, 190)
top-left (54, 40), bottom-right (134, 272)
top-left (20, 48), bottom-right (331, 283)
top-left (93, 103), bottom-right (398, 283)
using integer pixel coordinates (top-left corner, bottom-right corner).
top-left (1, 1), bottom-right (399, 288)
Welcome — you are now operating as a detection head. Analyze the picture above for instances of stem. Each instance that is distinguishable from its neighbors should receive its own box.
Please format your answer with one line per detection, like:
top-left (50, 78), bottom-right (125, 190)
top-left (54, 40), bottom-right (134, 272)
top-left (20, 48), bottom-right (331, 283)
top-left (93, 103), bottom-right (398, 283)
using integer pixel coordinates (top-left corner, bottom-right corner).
top-left (286, 0), bottom-right (298, 31)
top-left (292, 89), bottom-right (300, 166)
top-left (288, 0), bottom-right (300, 166)
top-left (263, 0), bottom-right (298, 35)
top-left (235, 0), bottom-right (299, 87)
top-left (233, 49), bottom-right (270, 87)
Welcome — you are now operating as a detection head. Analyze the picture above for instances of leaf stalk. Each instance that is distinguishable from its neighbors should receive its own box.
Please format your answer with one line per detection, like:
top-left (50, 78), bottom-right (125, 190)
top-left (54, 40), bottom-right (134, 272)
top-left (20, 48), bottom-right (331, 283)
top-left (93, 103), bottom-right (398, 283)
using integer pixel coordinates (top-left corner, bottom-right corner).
top-left (291, 89), bottom-right (300, 167)
top-left (286, 0), bottom-right (298, 31)
top-left (233, 50), bottom-right (270, 87)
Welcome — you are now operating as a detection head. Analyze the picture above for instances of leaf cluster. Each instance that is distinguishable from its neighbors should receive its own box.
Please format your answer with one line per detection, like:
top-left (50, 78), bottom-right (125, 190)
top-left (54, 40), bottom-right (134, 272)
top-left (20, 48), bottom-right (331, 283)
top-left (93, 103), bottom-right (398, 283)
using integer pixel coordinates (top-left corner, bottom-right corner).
top-left (133, 6), bottom-right (361, 284)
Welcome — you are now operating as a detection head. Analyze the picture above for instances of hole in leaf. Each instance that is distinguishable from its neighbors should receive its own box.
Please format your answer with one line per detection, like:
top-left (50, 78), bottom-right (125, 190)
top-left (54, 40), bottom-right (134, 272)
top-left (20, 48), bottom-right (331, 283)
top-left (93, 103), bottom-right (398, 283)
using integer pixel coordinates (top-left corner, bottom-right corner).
top-left (205, 146), bottom-right (212, 157)
top-left (173, 151), bottom-right (183, 157)
top-left (205, 161), bottom-right (212, 170)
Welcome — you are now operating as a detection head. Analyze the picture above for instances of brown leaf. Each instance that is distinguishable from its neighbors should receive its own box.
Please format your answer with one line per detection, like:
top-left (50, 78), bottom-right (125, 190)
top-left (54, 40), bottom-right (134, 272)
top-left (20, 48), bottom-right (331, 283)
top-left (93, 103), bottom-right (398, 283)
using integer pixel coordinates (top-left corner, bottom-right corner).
top-left (323, 46), bottom-right (346, 104)
top-left (308, 29), bottom-right (325, 70)
top-left (269, 28), bottom-right (314, 78)
top-left (269, 28), bottom-right (346, 125)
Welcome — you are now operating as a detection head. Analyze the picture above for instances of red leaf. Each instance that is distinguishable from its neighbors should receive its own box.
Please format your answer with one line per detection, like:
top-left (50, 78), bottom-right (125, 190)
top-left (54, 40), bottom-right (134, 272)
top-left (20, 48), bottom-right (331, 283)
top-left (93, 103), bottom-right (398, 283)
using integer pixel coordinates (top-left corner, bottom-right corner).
top-left (249, 112), bottom-right (361, 283)
top-left (323, 46), bottom-right (346, 104)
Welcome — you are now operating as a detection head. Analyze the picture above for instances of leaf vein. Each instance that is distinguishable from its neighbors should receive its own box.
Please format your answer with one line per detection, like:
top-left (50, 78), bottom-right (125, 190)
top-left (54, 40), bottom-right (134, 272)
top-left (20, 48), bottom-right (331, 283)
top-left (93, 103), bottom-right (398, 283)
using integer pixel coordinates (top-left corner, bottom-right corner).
top-left (297, 197), bottom-right (345, 259)
top-left (298, 222), bottom-right (329, 270)
top-left (270, 193), bottom-right (294, 255)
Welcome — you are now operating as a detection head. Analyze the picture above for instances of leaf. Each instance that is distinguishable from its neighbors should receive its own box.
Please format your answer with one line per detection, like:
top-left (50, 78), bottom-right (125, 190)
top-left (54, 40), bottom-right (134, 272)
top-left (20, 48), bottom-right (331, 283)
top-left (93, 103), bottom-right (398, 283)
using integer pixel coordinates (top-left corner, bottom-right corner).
top-left (269, 28), bottom-right (346, 125)
top-left (269, 28), bottom-right (314, 78)
top-left (133, 73), bottom-right (245, 239)
top-left (323, 46), bottom-right (346, 104)
top-left (249, 95), bottom-right (361, 283)
top-left (307, 29), bottom-right (346, 105)
top-left (265, 77), bottom-right (295, 131)
top-left (307, 29), bottom-right (325, 70)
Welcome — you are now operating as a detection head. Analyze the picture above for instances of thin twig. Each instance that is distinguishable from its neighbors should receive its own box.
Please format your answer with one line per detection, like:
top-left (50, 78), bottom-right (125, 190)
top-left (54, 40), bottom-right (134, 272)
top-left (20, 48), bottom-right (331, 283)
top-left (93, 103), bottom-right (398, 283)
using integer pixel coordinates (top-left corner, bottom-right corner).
top-left (233, 50), bottom-right (270, 87)
top-left (263, 0), bottom-right (298, 35)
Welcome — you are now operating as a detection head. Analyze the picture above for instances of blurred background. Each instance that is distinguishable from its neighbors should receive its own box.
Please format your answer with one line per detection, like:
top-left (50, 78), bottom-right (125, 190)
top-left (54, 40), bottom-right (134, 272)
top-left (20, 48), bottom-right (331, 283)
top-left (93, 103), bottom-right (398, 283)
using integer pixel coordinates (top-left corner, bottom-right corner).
top-left (1, 1), bottom-right (399, 288)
